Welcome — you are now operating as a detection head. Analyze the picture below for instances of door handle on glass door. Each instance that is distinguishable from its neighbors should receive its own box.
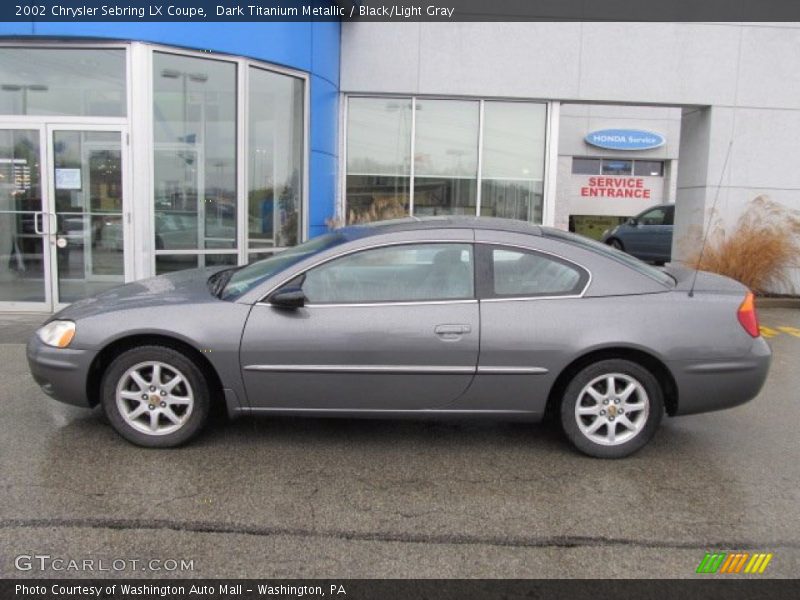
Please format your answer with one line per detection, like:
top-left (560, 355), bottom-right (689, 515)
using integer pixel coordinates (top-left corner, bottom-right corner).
top-left (33, 212), bottom-right (44, 235)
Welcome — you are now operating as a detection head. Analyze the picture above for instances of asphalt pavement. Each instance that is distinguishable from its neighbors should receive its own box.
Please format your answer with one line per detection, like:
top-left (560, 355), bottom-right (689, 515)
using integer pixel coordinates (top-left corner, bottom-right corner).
top-left (1, 309), bottom-right (798, 578)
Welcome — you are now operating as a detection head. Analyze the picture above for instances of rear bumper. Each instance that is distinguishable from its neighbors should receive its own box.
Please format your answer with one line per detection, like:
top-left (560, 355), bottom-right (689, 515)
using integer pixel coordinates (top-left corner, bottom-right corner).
top-left (26, 335), bottom-right (96, 408)
top-left (669, 337), bottom-right (772, 416)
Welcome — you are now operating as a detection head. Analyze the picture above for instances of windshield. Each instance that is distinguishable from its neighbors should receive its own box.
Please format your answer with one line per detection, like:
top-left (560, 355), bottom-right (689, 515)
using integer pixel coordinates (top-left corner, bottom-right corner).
top-left (542, 228), bottom-right (675, 288)
top-left (220, 233), bottom-right (347, 301)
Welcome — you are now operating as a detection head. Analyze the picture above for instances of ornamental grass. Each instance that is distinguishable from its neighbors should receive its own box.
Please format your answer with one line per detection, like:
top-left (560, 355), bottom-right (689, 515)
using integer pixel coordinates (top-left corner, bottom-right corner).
top-left (684, 195), bottom-right (800, 294)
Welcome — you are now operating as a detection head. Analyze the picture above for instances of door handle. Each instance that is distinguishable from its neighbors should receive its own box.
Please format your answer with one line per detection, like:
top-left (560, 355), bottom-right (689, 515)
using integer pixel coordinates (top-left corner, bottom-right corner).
top-left (33, 211), bottom-right (44, 235)
top-left (434, 324), bottom-right (471, 336)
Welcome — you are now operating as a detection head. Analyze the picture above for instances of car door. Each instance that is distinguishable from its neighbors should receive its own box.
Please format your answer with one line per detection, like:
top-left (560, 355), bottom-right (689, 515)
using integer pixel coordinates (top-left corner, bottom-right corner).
top-left (239, 241), bottom-right (479, 411)
top-left (453, 233), bottom-right (591, 415)
top-left (657, 205), bottom-right (675, 263)
top-left (623, 206), bottom-right (668, 260)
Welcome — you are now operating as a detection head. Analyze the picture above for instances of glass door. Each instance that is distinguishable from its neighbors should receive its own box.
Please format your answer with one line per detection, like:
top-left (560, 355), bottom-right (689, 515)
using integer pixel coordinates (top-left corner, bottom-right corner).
top-left (0, 128), bottom-right (52, 311)
top-left (47, 126), bottom-right (129, 308)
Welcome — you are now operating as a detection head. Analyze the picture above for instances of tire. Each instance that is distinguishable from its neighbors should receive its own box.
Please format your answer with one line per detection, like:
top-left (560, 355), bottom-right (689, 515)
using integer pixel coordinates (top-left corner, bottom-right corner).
top-left (560, 359), bottom-right (663, 458)
top-left (101, 345), bottom-right (210, 448)
top-left (607, 238), bottom-right (624, 251)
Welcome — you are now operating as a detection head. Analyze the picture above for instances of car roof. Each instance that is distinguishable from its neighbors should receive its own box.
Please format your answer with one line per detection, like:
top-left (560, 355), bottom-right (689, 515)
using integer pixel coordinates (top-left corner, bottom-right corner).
top-left (336, 216), bottom-right (544, 241)
top-left (232, 216), bottom-right (675, 304)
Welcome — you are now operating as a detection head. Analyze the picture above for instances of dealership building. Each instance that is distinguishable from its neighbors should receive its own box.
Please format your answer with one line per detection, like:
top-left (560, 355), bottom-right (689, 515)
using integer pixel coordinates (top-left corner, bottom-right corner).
top-left (0, 18), bottom-right (798, 311)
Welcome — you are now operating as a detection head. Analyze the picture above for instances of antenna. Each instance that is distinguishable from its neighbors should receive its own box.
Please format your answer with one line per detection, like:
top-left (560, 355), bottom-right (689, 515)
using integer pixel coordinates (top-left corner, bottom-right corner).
top-left (688, 140), bottom-right (733, 298)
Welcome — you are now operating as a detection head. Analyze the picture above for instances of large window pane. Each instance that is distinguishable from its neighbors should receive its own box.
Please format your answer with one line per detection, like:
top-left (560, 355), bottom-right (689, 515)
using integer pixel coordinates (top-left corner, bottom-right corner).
top-left (633, 160), bottom-right (664, 176)
top-left (414, 100), bottom-right (478, 216)
top-left (346, 98), bottom-right (412, 223)
top-left (248, 67), bottom-right (304, 249)
top-left (0, 129), bottom-right (45, 302)
top-left (480, 102), bottom-right (546, 223)
top-left (601, 159), bottom-right (632, 175)
top-left (572, 158), bottom-right (601, 175)
top-left (0, 48), bottom-right (125, 117)
top-left (155, 253), bottom-right (237, 275)
top-left (153, 52), bottom-right (237, 252)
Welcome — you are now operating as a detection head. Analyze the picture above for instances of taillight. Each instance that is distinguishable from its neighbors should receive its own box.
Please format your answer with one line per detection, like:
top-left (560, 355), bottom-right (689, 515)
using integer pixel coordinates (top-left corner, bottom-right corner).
top-left (737, 291), bottom-right (760, 338)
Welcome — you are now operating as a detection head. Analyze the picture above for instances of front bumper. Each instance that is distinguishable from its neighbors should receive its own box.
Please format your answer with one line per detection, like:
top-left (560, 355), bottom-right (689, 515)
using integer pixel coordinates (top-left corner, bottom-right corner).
top-left (669, 336), bottom-right (772, 416)
top-left (26, 334), bottom-right (97, 408)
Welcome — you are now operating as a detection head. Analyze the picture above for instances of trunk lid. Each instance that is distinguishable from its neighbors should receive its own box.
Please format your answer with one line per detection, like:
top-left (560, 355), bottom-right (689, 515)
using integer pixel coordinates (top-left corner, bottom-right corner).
top-left (663, 264), bottom-right (748, 295)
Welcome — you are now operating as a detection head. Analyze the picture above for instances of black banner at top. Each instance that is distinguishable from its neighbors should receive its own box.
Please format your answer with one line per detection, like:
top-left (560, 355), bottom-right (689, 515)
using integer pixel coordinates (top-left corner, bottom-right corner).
top-left (3, 0), bottom-right (800, 22)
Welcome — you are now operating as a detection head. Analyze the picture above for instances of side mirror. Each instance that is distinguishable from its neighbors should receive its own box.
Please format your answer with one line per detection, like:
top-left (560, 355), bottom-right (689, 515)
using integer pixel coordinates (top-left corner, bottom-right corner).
top-left (627, 217), bottom-right (638, 227)
top-left (269, 286), bottom-right (306, 309)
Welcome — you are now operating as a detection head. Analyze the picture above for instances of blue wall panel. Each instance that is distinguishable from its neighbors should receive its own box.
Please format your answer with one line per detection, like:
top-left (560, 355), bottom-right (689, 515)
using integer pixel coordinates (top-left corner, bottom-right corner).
top-left (310, 21), bottom-right (340, 86)
top-left (309, 151), bottom-right (337, 238)
top-left (311, 75), bottom-right (339, 157)
top-left (0, 20), bottom-right (341, 240)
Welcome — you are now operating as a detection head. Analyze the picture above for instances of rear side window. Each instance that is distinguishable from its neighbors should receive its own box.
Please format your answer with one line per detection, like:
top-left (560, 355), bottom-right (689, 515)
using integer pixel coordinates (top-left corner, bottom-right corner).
top-left (301, 243), bottom-right (474, 304)
top-left (542, 227), bottom-right (675, 288)
top-left (485, 246), bottom-right (588, 298)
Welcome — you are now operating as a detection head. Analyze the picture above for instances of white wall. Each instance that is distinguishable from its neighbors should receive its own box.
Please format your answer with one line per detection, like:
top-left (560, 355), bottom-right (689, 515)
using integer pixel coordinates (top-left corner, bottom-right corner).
top-left (558, 104), bottom-right (682, 159)
top-left (342, 23), bottom-right (739, 103)
top-left (342, 21), bottom-right (800, 291)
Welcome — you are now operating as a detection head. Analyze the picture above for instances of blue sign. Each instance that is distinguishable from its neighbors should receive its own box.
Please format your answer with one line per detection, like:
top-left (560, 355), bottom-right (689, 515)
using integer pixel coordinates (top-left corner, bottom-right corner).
top-left (585, 129), bottom-right (665, 151)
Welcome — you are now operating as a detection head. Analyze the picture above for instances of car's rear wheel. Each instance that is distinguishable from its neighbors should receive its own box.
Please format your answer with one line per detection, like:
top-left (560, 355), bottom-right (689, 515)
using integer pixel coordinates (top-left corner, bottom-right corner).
top-left (560, 359), bottom-right (663, 458)
top-left (101, 345), bottom-right (209, 447)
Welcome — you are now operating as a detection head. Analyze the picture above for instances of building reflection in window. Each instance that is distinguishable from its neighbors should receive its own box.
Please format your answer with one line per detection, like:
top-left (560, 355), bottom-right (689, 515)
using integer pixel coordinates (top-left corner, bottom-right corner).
top-left (345, 97), bottom-right (412, 223)
top-left (345, 96), bottom-right (547, 224)
top-left (153, 52), bottom-right (237, 269)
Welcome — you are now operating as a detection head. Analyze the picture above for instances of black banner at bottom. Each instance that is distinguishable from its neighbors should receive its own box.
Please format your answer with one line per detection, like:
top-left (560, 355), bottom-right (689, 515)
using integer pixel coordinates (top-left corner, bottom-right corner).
top-left (2, 579), bottom-right (800, 600)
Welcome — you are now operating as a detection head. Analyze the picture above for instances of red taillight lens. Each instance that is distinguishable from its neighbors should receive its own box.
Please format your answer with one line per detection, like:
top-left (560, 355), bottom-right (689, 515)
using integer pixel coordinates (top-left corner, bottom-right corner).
top-left (737, 291), bottom-right (760, 338)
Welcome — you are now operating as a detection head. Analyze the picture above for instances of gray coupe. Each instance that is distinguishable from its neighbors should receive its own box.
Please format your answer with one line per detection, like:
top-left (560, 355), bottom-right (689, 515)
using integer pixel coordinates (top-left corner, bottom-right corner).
top-left (27, 217), bottom-right (771, 458)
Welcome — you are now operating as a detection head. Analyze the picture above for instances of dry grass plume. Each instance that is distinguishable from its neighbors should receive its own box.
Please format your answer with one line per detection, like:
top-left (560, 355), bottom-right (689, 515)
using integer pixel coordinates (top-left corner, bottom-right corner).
top-left (326, 196), bottom-right (409, 230)
top-left (684, 196), bottom-right (800, 294)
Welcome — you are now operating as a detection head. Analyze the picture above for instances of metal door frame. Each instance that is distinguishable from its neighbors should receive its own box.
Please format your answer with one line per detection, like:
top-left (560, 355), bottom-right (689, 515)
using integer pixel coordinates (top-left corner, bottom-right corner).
top-left (0, 124), bottom-right (53, 312)
top-left (45, 123), bottom-right (132, 312)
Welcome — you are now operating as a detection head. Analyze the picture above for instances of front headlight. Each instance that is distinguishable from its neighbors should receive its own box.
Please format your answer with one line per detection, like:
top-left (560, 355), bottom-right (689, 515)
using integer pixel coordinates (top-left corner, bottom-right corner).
top-left (37, 320), bottom-right (76, 348)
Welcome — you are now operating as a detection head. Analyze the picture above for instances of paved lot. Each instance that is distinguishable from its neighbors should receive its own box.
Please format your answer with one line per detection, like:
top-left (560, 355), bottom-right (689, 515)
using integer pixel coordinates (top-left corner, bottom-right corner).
top-left (1, 309), bottom-right (799, 579)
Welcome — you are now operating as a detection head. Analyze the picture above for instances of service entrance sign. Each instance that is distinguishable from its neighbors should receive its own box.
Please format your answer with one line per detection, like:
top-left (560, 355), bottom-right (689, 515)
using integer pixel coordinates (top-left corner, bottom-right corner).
top-left (580, 177), bottom-right (652, 198)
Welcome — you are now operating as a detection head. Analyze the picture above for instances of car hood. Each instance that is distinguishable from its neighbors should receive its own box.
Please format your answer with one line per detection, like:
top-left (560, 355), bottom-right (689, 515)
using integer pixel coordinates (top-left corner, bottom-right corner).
top-left (54, 267), bottom-right (230, 321)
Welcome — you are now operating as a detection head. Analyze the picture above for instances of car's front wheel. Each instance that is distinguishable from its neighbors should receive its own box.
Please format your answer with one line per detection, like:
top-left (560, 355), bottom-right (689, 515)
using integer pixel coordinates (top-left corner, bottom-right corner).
top-left (607, 238), bottom-right (624, 251)
top-left (101, 345), bottom-right (210, 447)
top-left (560, 359), bottom-right (663, 458)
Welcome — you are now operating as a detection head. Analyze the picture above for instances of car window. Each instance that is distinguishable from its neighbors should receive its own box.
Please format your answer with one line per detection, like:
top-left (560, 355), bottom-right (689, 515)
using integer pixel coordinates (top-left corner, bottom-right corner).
top-left (221, 233), bottom-right (348, 300)
top-left (639, 208), bottom-right (667, 226)
top-left (301, 243), bottom-right (474, 304)
top-left (490, 247), bottom-right (587, 297)
top-left (541, 228), bottom-right (675, 288)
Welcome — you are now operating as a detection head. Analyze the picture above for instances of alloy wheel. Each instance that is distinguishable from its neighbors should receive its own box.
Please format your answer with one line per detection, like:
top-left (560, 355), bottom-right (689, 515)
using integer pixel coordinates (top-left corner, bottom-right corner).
top-left (115, 361), bottom-right (195, 436)
top-left (574, 372), bottom-right (649, 446)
